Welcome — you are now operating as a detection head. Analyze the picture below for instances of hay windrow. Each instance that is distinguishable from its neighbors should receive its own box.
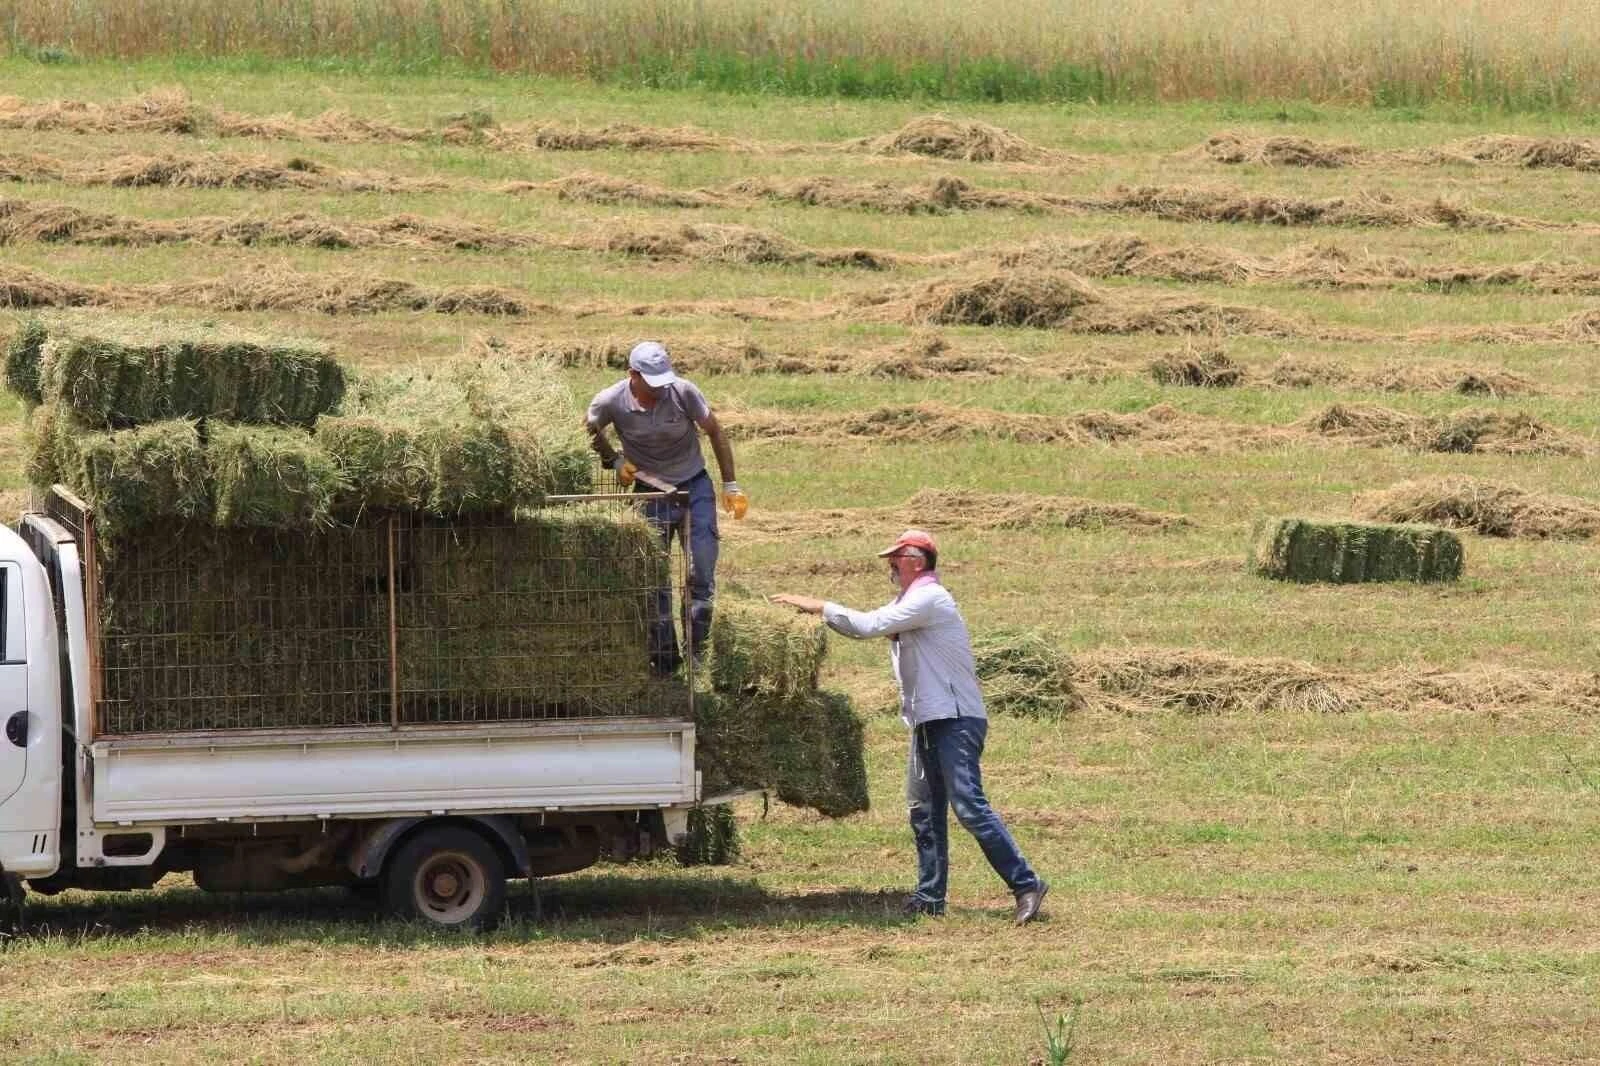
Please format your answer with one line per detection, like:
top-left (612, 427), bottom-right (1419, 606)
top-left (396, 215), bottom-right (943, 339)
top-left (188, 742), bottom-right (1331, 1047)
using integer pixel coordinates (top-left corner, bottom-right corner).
top-left (530, 122), bottom-right (730, 152)
top-left (905, 270), bottom-right (1104, 327)
top-left (1249, 517), bottom-right (1463, 584)
top-left (1075, 185), bottom-right (1550, 231)
top-left (1148, 345), bottom-right (1244, 387)
top-left (1301, 403), bottom-right (1590, 457)
top-left (1268, 357), bottom-right (1540, 396)
top-left (1354, 477), bottom-right (1600, 540)
top-left (847, 115), bottom-right (1058, 163)
top-left (1451, 135), bottom-right (1600, 172)
top-left (970, 628), bottom-right (1085, 718)
top-left (1194, 132), bottom-right (1370, 168)
top-left (542, 171), bottom-right (726, 208)
top-left (593, 222), bottom-right (891, 269)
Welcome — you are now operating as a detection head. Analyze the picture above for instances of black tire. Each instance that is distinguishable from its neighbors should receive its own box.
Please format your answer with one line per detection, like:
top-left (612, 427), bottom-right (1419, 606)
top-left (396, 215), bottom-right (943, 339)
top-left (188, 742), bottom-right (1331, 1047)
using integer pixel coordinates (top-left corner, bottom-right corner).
top-left (381, 826), bottom-right (506, 931)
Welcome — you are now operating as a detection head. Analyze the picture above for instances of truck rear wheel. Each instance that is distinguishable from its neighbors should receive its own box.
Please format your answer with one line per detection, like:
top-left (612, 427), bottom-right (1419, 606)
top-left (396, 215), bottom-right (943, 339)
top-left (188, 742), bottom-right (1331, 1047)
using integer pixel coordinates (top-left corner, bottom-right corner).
top-left (382, 826), bottom-right (506, 930)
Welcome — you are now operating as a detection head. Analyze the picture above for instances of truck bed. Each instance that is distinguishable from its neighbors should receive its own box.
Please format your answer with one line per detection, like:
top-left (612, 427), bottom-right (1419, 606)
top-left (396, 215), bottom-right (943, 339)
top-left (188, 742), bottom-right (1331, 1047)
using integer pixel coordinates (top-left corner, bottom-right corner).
top-left (91, 717), bottom-right (697, 825)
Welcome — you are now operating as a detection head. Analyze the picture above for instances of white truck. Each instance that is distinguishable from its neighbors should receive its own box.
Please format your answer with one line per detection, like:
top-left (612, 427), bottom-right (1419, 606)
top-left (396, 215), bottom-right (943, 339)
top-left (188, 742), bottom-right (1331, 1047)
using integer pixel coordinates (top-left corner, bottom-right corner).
top-left (0, 490), bottom-right (718, 930)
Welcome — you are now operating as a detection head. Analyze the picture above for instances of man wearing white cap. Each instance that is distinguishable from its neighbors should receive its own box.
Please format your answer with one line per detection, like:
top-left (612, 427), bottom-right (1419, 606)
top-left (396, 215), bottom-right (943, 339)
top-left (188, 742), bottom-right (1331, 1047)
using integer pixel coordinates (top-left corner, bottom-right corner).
top-left (773, 529), bottom-right (1048, 925)
top-left (586, 341), bottom-right (746, 672)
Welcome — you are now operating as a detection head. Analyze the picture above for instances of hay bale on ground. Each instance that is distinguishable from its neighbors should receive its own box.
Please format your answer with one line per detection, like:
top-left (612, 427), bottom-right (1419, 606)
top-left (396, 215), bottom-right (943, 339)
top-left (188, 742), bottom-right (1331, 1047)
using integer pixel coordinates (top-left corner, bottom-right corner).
top-left (1148, 346), bottom-right (1244, 387)
top-left (3, 316), bottom-right (46, 404)
top-left (36, 318), bottom-right (345, 427)
top-left (1249, 517), bottom-right (1463, 584)
top-left (208, 423), bottom-right (344, 529)
top-left (695, 687), bottom-right (869, 818)
top-left (710, 593), bottom-right (828, 699)
top-left (971, 628), bottom-right (1083, 718)
top-left (1355, 477), bottom-right (1600, 540)
top-left (396, 504), bottom-right (665, 716)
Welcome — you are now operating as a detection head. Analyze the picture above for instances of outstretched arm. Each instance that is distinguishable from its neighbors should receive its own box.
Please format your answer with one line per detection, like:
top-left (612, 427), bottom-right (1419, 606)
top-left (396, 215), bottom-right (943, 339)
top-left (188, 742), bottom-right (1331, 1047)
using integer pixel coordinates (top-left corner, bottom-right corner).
top-left (771, 589), bottom-right (935, 640)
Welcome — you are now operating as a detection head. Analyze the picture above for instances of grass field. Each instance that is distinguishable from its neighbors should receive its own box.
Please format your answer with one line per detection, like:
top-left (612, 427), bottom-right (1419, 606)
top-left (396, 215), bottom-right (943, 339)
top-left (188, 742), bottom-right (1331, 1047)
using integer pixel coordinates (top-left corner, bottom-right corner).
top-left (1, 57), bottom-right (1598, 1064)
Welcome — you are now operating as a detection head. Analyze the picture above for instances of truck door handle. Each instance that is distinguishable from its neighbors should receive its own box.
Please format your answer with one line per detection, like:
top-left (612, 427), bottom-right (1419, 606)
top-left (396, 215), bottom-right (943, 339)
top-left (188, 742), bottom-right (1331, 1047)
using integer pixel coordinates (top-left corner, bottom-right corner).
top-left (4, 710), bottom-right (26, 747)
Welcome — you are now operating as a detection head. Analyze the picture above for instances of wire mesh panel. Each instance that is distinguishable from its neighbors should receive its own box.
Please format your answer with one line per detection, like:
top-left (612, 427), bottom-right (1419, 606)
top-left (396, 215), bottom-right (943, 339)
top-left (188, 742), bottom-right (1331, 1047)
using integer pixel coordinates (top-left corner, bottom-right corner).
top-left (69, 485), bottom-right (692, 737)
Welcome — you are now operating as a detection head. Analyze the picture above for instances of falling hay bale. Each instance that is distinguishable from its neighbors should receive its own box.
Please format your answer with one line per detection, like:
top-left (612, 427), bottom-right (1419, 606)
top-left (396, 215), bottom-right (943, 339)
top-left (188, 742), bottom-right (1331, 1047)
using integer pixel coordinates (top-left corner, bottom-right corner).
top-left (971, 628), bottom-right (1083, 718)
top-left (207, 423), bottom-right (344, 530)
top-left (1354, 477), bottom-right (1600, 540)
top-left (32, 318), bottom-right (345, 427)
top-left (854, 115), bottom-right (1052, 162)
top-left (3, 316), bottom-right (46, 404)
top-left (1249, 517), bottom-right (1463, 584)
top-left (907, 270), bottom-right (1102, 327)
top-left (710, 594), bottom-right (828, 700)
top-left (1147, 346), bottom-right (1244, 387)
top-left (694, 687), bottom-right (869, 818)
top-left (675, 805), bottom-right (739, 866)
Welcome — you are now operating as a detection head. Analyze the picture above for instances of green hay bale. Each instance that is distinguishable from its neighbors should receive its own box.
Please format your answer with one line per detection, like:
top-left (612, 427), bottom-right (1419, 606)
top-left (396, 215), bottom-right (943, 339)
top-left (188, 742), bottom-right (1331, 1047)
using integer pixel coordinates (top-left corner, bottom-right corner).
top-left (208, 423), bottom-right (344, 529)
top-left (32, 411), bottom-right (211, 532)
top-left (96, 521), bottom-right (390, 734)
top-left (971, 627), bottom-right (1084, 718)
top-left (38, 319), bottom-right (346, 428)
top-left (3, 317), bottom-right (47, 406)
top-left (675, 805), bottom-right (740, 866)
top-left (695, 687), bottom-right (870, 818)
top-left (710, 593), bottom-right (827, 699)
top-left (321, 359), bottom-right (592, 515)
top-left (396, 503), bottom-right (667, 717)
top-left (1249, 517), bottom-right (1463, 584)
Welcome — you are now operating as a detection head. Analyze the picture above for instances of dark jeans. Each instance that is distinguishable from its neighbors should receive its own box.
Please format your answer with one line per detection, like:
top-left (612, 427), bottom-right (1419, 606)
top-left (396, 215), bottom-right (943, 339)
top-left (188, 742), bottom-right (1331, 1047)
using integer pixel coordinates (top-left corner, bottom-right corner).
top-left (638, 470), bottom-right (719, 670)
top-left (907, 716), bottom-right (1039, 905)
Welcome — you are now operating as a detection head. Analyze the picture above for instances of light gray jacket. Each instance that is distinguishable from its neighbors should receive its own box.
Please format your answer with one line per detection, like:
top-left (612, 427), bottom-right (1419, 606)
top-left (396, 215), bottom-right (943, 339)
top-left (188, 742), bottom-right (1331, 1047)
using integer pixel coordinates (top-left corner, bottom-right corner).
top-left (822, 574), bottom-right (987, 727)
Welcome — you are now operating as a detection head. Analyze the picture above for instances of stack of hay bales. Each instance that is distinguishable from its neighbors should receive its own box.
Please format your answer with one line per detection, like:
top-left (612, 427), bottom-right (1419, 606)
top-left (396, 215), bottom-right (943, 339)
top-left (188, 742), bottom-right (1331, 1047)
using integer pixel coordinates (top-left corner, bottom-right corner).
top-left (1249, 517), bottom-right (1463, 584)
top-left (698, 592), bottom-right (869, 817)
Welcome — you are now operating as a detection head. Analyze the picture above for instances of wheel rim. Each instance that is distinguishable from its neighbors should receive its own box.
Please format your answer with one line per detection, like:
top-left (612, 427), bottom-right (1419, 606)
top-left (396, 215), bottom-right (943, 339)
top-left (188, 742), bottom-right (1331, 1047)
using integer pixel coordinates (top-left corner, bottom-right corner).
top-left (412, 849), bottom-right (485, 924)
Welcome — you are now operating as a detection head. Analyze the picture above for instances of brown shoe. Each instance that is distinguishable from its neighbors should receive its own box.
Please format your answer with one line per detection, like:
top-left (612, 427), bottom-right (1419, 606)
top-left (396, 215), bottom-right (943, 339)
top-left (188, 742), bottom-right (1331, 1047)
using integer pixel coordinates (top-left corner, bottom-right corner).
top-left (1013, 880), bottom-right (1049, 925)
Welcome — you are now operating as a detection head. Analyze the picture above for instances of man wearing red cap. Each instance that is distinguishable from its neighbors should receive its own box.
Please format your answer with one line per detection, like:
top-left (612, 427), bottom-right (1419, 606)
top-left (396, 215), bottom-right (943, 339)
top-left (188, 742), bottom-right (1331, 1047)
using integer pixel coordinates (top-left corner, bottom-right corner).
top-left (773, 530), bottom-right (1048, 925)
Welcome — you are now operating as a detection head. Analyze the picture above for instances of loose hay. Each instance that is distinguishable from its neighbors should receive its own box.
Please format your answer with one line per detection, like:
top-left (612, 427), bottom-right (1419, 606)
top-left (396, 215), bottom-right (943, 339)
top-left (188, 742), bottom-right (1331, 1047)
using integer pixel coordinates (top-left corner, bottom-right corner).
top-left (850, 115), bottom-right (1054, 163)
top-left (1074, 648), bottom-right (1362, 714)
top-left (1300, 403), bottom-right (1587, 456)
top-left (35, 317), bottom-right (346, 427)
top-left (905, 270), bottom-right (1103, 327)
top-left (970, 628), bottom-right (1084, 718)
top-left (1196, 132), bottom-right (1369, 168)
top-left (1148, 345), bottom-right (1243, 387)
top-left (710, 594), bottom-right (828, 700)
top-left (902, 488), bottom-right (1190, 532)
top-left (1355, 477), bottom-right (1600, 540)
top-left (1249, 517), bottom-right (1463, 584)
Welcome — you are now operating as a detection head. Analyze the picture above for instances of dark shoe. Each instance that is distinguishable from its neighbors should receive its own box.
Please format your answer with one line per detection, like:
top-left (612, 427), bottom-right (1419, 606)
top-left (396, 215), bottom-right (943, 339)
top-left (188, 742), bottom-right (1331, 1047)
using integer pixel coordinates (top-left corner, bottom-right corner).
top-left (1014, 880), bottom-right (1049, 925)
top-left (900, 895), bottom-right (946, 917)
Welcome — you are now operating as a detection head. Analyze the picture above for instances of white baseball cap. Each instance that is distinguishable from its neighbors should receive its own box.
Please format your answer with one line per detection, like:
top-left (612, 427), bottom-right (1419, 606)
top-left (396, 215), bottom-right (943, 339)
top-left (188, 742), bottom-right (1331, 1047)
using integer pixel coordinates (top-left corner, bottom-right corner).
top-left (628, 341), bottom-right (678, 387)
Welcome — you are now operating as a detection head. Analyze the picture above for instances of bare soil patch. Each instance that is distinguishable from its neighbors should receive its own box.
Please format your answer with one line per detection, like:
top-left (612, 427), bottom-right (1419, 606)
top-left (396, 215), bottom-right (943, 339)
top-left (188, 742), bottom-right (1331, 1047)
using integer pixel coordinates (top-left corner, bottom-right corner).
top-left (1355, 477), bottom-right (1600, 540)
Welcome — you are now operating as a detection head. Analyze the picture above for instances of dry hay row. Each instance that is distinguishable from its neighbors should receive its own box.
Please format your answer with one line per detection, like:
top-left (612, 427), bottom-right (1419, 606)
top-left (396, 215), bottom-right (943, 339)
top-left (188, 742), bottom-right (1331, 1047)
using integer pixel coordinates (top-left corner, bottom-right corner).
top-left (0, 198), bottom-right (893, 269)
top-left (721, 400), bottom-right (1590, 458)
top-left (1355, 477), bottom-right (1600, 540)
top-left (0, 91), bottom-right (1068, 164)
top-left (5, 146), bottom-right (1591, 236)
top-left (1194, 131), bottom-right (1600, 173)
top-left (723, 488), bottom-right (1191, 544)
top-left (1071, 648), bottom-right (1600, 717)
top-left (11, 189), bottom-right (1600, 297)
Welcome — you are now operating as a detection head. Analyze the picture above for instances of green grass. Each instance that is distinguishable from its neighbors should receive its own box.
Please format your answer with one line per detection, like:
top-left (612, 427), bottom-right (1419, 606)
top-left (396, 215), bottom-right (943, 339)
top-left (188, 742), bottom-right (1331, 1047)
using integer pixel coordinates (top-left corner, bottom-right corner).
top-left (0, 60), bottom-right (1597, 1063)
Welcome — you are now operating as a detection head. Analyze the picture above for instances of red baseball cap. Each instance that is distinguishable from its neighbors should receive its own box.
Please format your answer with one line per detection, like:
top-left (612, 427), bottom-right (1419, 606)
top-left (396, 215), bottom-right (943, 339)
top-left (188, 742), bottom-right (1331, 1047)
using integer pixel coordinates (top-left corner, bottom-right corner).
top-left (877, 528), bottom-right (938, 557)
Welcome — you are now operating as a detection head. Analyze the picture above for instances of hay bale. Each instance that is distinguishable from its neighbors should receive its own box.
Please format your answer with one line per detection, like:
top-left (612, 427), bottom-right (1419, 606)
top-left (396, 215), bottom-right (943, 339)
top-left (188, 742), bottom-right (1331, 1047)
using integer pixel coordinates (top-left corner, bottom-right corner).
top-left (3, 316), bottom-right (46, 404)
top-left (1355, 477), bottom-right (1600, 540)
top-left (695, 687), bottom-right (869, 818)
top-left (1148, 346), bottom-right (1244, 387)
top-left (710, 594), bottom-right (827, 699)
top-left (39, 415), bottom-right (211, 532)
top-left (675, 805), bottom-right (739, 866)
top-left (1249, 517), bottom-right (1463, 584)
top-left (321, 359), bottom-right (590, 515)
top-left (396, 504), bottom-right (665, 716)
top-left (208, 423), bottom-right (344, 529)
top-left (36, 318), bottom-right (345, 427)
top-left (970, 628), bottom-right (1084, 718)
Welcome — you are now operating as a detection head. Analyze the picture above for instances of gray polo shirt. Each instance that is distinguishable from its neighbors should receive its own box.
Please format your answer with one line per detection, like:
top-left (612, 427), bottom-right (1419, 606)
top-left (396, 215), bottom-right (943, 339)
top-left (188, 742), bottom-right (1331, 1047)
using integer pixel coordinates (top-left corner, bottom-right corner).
top-left (586, 378), bottom-right (711, 486)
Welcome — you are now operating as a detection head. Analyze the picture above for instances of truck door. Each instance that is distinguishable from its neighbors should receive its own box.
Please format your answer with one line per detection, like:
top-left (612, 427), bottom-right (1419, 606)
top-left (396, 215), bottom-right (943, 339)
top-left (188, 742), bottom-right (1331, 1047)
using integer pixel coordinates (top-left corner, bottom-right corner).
top-left (0, 563), bottom-right (27, 804)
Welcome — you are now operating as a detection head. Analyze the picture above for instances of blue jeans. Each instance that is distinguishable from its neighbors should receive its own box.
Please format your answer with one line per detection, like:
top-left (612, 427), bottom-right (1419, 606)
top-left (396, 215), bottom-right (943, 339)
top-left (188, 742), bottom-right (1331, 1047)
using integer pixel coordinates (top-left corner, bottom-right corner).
top-left (907, 716), bottom-right (1039, 904)
top-left (638, 471), bottom-right (719, 670)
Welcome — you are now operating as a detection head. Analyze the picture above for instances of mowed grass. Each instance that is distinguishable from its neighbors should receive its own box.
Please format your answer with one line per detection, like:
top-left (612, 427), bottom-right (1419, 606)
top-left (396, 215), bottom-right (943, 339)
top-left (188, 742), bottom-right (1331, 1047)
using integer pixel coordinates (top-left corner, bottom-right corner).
top-left (1, 62), bottom-right (1598, 1064)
